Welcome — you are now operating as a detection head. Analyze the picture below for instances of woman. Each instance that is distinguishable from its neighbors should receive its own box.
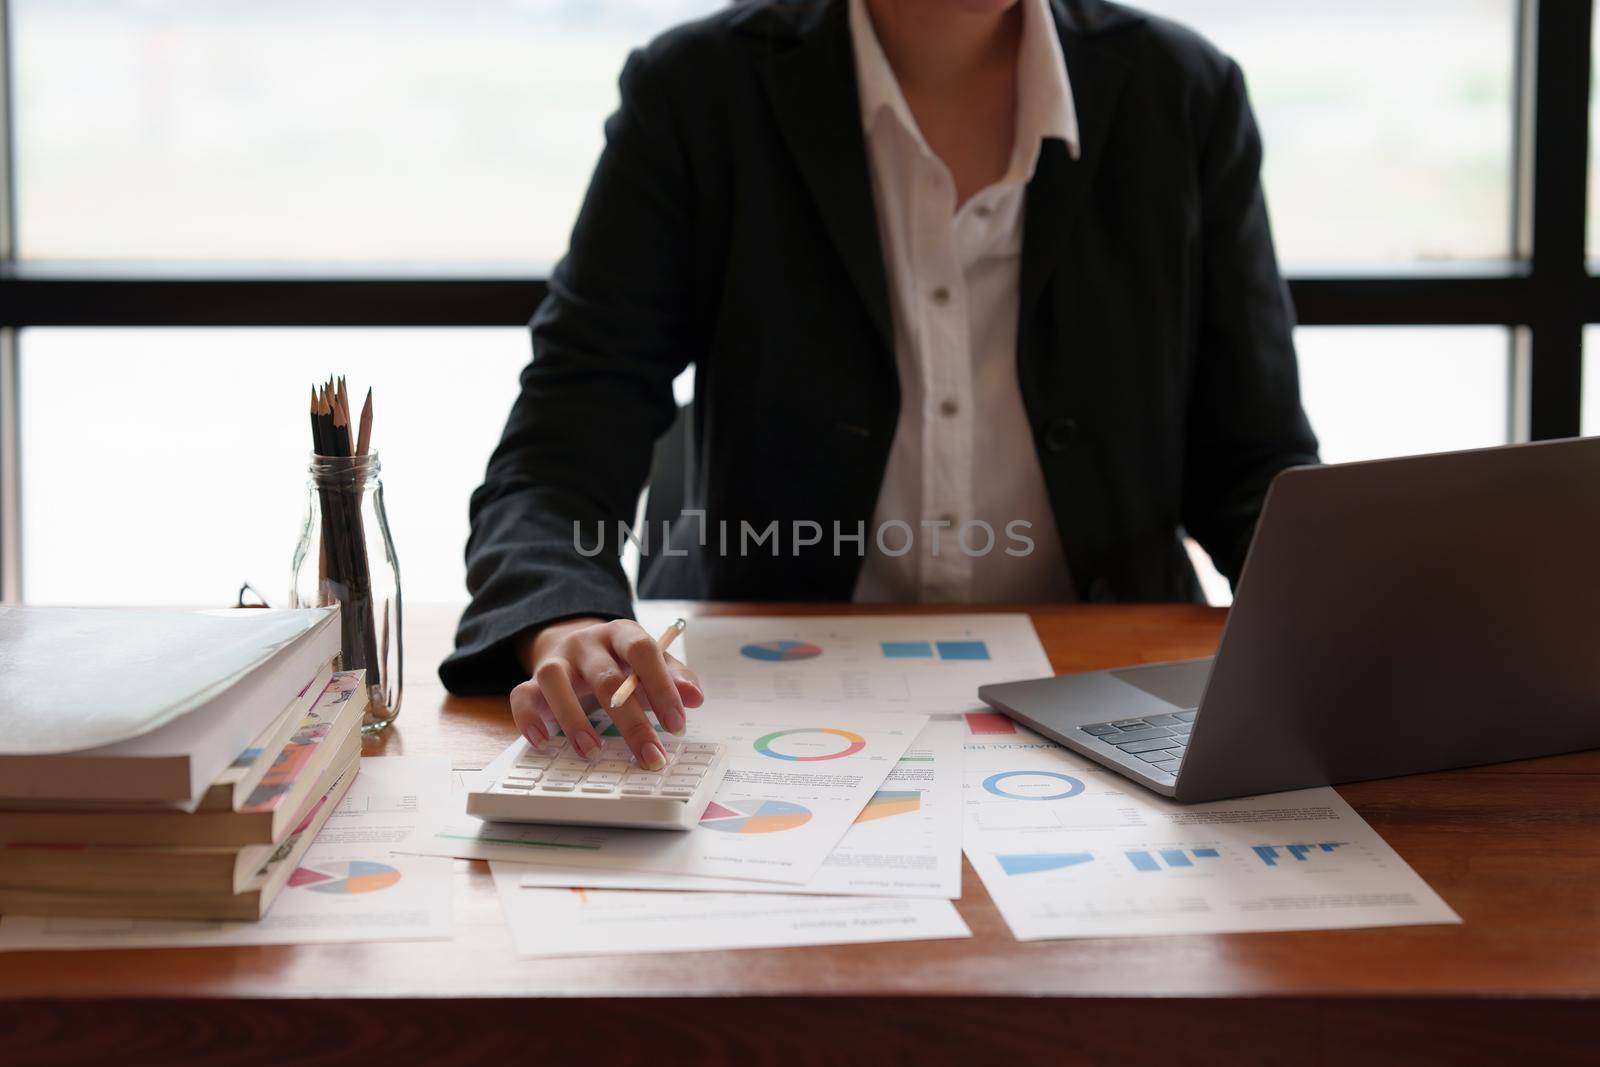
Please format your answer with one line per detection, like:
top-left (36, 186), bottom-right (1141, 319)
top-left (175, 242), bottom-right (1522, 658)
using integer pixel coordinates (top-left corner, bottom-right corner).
top-left (441, 0), bottom-right (1318, 770)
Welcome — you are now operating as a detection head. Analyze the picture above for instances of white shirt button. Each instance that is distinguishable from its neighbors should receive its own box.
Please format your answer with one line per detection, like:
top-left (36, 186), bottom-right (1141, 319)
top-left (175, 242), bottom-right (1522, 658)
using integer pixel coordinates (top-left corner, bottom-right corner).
top-left (974, 204), bottom-right (993, 219)
top-left (939, 398), bottom-right (959, 417)
top-left (931, 287), bottom-right (951, 307)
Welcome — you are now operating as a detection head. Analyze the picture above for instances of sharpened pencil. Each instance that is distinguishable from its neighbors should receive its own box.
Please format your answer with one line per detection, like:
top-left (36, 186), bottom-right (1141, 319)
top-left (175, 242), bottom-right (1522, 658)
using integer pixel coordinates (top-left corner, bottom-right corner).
top-left (357, 387), bottom-right (373, 456)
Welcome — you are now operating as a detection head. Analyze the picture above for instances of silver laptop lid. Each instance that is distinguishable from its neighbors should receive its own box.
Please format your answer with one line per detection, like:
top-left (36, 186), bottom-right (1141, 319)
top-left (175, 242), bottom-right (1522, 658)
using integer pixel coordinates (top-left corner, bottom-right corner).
top-left (1177, 437), bottom-right (1600, 800)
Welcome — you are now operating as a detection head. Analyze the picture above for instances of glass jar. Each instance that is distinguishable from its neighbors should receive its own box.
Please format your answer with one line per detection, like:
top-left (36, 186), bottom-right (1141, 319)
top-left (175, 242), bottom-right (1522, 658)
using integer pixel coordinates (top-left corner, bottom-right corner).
top-left (290, 451), bottom-right (403, 733)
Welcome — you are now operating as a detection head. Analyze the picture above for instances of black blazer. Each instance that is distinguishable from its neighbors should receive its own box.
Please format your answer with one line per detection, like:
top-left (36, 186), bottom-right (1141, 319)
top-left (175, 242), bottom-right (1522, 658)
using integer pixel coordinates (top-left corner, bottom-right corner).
top-left (441, 0), bottom-right (1319, 694)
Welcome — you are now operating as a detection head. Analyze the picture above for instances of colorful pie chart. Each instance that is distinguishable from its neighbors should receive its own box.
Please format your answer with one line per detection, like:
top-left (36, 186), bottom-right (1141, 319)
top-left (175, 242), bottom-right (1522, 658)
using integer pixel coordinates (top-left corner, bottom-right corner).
top-left (699, 798), bottom-right (813, 834)
top-left (740, 640), bottom-right (823, 662)
top-left (289, 859), bottom-right (402, 894)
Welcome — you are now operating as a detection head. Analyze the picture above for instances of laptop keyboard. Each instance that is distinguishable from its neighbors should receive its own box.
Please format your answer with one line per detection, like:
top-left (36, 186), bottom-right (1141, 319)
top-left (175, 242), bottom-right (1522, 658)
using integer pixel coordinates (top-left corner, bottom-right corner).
top-left (1078, 710), bottom-right (1196, 781)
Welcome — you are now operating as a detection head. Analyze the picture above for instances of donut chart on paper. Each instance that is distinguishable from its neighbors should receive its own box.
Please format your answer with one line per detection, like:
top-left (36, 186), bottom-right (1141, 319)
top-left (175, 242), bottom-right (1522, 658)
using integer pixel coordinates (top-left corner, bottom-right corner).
top-left (289, 859), bottom-right (402, 894)
top-left (981, 770), bottom-right (1085, 801)
top-left (740, 640), bottom-right (823, 662)
top-left (699, 799), bottom-right (813, 834)
top-left (754, 728), bottom-right (866, 762)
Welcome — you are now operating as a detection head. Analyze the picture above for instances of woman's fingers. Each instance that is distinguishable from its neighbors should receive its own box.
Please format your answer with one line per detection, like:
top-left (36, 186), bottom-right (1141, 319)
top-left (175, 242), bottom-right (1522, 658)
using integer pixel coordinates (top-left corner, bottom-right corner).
top-left (519, 618), bottom-right (704, 770)
top-left (575, 630), bottom-right (670, 769)
top-left (608, 696), bottom-right (669, 770)
top-left (607, 620), bottom-right (687, 733)
top-left (533, 657), bottom-right (601, 759)
top-left (664, 653), bottom-right (705, 711)
top-left (508, 679), bottom-right (551, 747)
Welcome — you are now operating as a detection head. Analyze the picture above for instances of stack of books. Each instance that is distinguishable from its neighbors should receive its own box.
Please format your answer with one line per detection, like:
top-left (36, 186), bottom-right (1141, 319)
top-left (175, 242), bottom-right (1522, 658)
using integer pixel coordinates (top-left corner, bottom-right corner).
top-left (0, 605), bottom-right (366, 920)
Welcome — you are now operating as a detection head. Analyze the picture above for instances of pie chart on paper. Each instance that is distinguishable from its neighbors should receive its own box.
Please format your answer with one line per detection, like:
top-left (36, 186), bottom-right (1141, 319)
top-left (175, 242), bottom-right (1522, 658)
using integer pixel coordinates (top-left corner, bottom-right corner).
top-left (698, 798), bottom-right (813, 834)
top-left (740, 640), bottom-right (823, 662)
top-left (288, 859), bottom-right (402, 894)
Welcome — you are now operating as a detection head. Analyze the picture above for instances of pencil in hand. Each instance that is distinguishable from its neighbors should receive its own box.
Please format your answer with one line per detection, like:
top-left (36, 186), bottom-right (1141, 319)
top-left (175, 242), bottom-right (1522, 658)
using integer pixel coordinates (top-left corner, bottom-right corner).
top-left (609, 618), bottom-right (688, 709)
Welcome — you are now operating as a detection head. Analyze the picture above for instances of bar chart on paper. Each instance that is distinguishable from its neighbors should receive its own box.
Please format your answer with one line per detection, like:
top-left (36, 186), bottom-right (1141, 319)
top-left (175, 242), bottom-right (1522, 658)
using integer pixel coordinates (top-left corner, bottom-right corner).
top-left (682, 615), bottom-right (1053, 713)
top-left (963, 741), bottom-right (1461, 940)
top-left (1126, 848), bottom-right (1221, 872)
top-left (741, 640), bottom-right (823, 662)
top-left (1252, 843), bottom-right (1347, 866)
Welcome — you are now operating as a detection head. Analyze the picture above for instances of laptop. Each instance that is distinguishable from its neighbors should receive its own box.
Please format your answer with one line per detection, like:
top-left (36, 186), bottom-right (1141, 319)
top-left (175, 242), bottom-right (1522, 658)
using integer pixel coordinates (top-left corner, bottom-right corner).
top-left (978, 437), bottom-right (1600, 802)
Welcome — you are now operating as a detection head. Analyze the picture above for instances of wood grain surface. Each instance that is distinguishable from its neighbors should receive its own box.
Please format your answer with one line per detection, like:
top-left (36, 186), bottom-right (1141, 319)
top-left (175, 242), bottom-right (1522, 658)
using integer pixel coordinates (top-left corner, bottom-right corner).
top-left (3, 602), bottom-right (1597, 1066)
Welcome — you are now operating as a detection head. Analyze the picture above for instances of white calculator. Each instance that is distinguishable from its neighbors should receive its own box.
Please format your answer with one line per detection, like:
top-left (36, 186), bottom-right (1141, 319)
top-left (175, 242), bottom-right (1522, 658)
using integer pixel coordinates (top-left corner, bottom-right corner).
top-left (467, 735), bottom-right (730, 831)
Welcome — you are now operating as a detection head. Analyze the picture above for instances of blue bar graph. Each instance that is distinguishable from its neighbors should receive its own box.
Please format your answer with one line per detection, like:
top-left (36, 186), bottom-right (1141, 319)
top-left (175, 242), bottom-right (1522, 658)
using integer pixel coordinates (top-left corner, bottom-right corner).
top-left (881, 641), bottom-right (933, 658)
top-left (1125, 848), bottom-right (1222, 871)
top-left (1252, 842), bottom-right (1347, 867)
top-left (936, 640), bottom-right (990, 660)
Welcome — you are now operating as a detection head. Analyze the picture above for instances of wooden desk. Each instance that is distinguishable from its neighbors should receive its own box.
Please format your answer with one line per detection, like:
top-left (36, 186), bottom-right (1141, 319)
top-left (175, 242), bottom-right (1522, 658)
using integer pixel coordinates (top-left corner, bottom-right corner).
top-left (4, 603), bottom-right (1598, 1066)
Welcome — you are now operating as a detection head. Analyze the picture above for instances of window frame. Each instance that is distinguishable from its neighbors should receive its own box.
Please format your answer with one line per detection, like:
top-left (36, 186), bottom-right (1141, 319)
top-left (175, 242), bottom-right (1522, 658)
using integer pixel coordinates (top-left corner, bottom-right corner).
top-left (0, 0), bottom-right (1592, 602)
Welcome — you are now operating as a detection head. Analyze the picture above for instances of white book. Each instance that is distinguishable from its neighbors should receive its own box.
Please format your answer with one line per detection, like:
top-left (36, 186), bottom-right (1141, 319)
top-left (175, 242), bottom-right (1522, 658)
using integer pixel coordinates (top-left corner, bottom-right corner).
top-left (0, 607), bottom-right (340, 805)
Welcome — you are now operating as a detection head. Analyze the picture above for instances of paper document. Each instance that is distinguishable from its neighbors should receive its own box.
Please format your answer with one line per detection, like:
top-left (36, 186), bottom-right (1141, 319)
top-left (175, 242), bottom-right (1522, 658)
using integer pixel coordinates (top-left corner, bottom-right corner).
top-left (489, 862), bottom-right (970, 959)
top-left (0, 756), bottom-right (454, 950)
top-left (406, 706), bottom-right (925, 884)
top-left (681, 614), bottom-right (1051, 715)
top-left (961, 736), bottom-right (1461, 940)
top-left (517, 720), bottom-right (964, 899)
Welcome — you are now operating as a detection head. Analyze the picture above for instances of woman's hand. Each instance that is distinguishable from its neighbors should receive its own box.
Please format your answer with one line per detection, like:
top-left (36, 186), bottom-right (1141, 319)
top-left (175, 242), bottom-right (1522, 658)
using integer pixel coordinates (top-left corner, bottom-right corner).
top-left (510, 617), bottom-right (704, 770)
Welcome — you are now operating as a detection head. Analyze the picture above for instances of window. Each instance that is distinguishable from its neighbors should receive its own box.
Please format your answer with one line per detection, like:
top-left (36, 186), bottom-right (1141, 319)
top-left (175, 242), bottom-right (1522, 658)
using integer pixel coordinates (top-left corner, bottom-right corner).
top-left (1138, 0), bottom-right (1517, 268)
top-left (13, 0), bottom-right (719, 264)
top-left (19, 328), bottom-right (530, 604)
top-left (1584, 328), bottom-right (1600, 434)
top-left (1189, 325), bottom-right (1512, 607)
top-left (1296, 327), bottom-right (1510, 463)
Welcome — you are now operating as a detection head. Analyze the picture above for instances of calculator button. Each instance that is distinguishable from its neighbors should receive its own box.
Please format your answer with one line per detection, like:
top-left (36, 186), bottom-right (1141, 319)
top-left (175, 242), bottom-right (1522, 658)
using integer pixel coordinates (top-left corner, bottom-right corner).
top-left (663, 775), bottom-right (701, 789)
top-left (503, 773), bottom-right (540, 785)
top-left (545, 769), bottom-right (583, 783)
top-left (660, 783), bottom-right (696, 797)
top-left (684, 743), bottom-right (719, 754)
top-left (672, 767), bottom-right (706, 781)
top-left (581, 781), bottom-right (618, 794)
top-left (621, 780), bottom-right (658, 795)
top-left (584, 772), bottom-right (623, 785)
top-left (677, 750), bottom-right (715, 766)
top-left (592, 760), bottom-right (630, 774)
top-left (538, 779), bottom-right (576, 792)
top-left (600, 738), bottom-right (632, 754)
top-left (495, 782), bottom-right (533, 793)
top-left (551, 759), bottom-right (589, 773)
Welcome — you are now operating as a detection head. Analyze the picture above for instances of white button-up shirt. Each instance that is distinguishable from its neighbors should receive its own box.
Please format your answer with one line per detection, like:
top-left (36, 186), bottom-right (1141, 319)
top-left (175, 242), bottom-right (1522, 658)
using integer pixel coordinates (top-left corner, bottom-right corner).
top-left (850, 0), bottom-right (1078, 604)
